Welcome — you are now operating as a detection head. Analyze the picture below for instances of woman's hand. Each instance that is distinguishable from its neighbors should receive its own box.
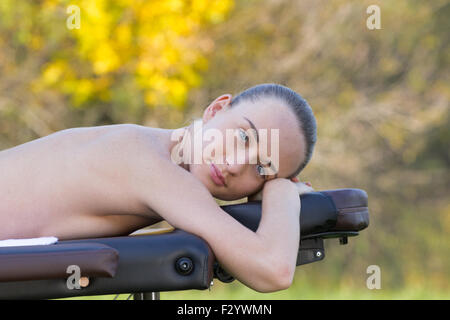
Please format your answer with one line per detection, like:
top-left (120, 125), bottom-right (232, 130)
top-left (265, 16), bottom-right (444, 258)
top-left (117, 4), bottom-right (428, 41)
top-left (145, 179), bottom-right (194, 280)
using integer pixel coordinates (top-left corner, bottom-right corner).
top-left (290, 177), bottom-right (314, 195)
top-left (248, 177), bottom-right (314, 201)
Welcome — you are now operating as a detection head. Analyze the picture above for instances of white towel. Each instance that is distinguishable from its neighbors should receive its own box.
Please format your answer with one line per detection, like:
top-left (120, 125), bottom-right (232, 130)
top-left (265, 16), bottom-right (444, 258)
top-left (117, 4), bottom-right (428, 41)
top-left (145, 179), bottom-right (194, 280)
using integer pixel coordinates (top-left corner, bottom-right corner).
top-left (0, 236), bottom-right (58, 247)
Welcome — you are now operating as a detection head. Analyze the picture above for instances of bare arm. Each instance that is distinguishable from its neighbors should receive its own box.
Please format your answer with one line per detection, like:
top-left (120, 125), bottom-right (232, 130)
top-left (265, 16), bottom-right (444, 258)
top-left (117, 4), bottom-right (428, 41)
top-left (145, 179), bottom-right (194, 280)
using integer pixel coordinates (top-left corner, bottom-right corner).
top-left (126, 143), bottom-right (302, 292)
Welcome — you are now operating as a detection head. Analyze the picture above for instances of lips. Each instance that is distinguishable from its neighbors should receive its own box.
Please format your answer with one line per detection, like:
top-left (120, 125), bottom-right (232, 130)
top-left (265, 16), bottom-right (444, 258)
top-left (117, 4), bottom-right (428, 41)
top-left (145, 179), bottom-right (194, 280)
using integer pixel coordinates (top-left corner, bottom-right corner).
top-left (210, 163), bottom-right (226, 187)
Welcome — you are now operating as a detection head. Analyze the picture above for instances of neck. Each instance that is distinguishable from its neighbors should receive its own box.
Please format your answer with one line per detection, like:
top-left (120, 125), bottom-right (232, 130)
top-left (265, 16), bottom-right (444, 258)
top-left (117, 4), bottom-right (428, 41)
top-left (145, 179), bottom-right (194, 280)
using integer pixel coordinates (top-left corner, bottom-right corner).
top-left (154, 125), bottom-right (192, 172)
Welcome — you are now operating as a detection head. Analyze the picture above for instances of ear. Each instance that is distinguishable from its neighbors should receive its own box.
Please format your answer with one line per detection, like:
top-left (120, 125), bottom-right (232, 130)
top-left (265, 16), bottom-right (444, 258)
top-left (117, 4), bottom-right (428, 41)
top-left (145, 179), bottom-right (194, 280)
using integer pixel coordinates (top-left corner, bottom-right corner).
top-left (202, 94), bottom-right (232, 123)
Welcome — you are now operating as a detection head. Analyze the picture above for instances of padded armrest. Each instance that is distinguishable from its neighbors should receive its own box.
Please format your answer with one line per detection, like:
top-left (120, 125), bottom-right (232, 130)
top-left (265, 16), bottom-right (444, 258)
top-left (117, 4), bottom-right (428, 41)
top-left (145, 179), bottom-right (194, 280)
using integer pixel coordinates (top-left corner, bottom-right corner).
top-left (0, 243), bottom-right (118, 282)
top-left (218, 188), bottom-right (369, 272)
top-left (222, 189), bottom-right (369, 237)
top-left (321, 189), bottom-right (369, 231)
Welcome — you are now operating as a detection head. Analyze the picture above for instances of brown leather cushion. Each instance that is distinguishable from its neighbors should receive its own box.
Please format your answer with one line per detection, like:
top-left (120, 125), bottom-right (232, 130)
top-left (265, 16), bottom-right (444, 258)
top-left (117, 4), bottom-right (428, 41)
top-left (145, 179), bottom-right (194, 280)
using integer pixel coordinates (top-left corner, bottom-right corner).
top-left (320, 189), bottom-right (369, 231)
top-left (0, 242), bottom-right (119, 282)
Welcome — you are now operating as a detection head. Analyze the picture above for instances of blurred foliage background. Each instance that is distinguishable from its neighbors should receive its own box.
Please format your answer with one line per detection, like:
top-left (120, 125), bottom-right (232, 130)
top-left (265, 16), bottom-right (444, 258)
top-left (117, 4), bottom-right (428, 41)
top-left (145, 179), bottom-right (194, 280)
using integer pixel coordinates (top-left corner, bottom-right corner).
top-left (1, 0), bottom-right (448, 299)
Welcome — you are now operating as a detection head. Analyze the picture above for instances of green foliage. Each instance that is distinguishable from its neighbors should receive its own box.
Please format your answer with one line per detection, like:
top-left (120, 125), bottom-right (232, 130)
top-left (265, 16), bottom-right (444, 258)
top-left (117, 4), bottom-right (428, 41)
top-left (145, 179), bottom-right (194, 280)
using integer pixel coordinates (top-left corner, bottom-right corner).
top-left (0, 0), bottom-right (233, 145)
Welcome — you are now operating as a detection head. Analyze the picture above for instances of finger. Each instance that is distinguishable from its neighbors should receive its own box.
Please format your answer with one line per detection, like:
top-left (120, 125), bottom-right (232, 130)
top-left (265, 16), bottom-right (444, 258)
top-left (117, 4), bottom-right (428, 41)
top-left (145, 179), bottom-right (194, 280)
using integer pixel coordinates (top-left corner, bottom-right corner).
top-left (291, 177), bottom-right (300, 182)
top-left (296, 185), bottom-right (314, 195)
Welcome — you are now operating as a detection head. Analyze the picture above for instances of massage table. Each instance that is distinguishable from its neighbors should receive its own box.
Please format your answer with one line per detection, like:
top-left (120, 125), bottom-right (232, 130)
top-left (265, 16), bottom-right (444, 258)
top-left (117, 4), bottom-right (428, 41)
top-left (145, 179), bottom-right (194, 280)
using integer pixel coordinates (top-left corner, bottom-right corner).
top-left (0, 188), bottom-right (369, 300)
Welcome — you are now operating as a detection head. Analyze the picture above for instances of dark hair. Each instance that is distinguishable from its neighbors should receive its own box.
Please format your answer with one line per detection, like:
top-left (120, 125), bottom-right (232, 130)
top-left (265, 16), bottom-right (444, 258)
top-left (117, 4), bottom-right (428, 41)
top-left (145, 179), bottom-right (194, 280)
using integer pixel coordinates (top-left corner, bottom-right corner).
top-left (230, 83), bottom-right (317, 178)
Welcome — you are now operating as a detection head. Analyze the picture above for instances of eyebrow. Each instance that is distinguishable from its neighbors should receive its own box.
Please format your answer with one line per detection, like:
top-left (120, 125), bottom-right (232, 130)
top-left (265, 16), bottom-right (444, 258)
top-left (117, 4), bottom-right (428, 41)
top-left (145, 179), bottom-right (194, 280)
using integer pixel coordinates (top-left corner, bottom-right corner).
top-left (243, 116), bottom-right (259, 143)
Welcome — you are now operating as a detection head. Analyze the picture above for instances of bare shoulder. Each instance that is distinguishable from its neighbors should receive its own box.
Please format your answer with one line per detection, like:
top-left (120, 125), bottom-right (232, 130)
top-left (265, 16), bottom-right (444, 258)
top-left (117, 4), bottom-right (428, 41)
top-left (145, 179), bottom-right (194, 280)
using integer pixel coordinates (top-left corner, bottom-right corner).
top-left (114, 127), bottom-right (224, 228)
top-left (77, 123), bottom-right (161, 167)
top-left (74, 123), bottom-right (167, 195)
top-left (78, 124), bottom-right (194, 205)
top-left (122, 127), bottom-right (209, 198)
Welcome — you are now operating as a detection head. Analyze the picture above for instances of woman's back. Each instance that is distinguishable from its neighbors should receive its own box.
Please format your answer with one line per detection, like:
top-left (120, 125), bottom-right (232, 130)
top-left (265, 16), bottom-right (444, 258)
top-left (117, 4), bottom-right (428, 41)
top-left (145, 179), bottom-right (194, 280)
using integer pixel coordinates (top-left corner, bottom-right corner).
top-left (0, 124), bottom-right (161, 239)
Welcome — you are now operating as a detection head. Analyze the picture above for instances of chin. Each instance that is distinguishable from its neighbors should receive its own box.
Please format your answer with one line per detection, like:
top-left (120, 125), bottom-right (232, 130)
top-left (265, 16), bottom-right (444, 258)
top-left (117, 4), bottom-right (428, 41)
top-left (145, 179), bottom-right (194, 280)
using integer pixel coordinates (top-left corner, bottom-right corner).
top-left (210, 191), bottom-right (233, 201)
top-left (212, 187), bottom-right (248, 202)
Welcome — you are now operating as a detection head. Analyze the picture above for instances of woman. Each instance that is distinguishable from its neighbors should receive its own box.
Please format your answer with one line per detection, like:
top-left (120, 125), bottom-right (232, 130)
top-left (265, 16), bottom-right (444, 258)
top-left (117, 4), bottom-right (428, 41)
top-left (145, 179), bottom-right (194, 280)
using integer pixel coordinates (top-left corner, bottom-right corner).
top-left (0, 83), bottom-right (316, 292)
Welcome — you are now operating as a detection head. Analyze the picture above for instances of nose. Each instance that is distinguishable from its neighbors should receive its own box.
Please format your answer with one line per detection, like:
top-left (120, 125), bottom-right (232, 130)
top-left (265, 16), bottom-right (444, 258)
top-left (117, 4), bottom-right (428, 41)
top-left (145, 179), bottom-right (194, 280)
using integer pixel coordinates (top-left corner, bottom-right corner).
top-left (223, 142), bottom-right (259, 176)
top-left (224, 157), bottom-right (246, 176)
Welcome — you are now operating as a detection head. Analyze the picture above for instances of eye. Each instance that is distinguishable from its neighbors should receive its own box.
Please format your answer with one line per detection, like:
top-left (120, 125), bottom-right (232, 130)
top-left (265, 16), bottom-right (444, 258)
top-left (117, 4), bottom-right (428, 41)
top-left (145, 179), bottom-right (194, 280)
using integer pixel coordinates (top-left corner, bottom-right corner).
top-left (256, 164), bottom-right (265, 177)
top-left (238, 128), bottom-right (249, 142)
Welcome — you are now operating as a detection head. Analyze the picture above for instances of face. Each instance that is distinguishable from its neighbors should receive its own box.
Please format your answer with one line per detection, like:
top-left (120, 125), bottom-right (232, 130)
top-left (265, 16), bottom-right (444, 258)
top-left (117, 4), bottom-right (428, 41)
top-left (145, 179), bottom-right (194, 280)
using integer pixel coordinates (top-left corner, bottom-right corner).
top-left (185, 94), bottom-right (305, 201)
